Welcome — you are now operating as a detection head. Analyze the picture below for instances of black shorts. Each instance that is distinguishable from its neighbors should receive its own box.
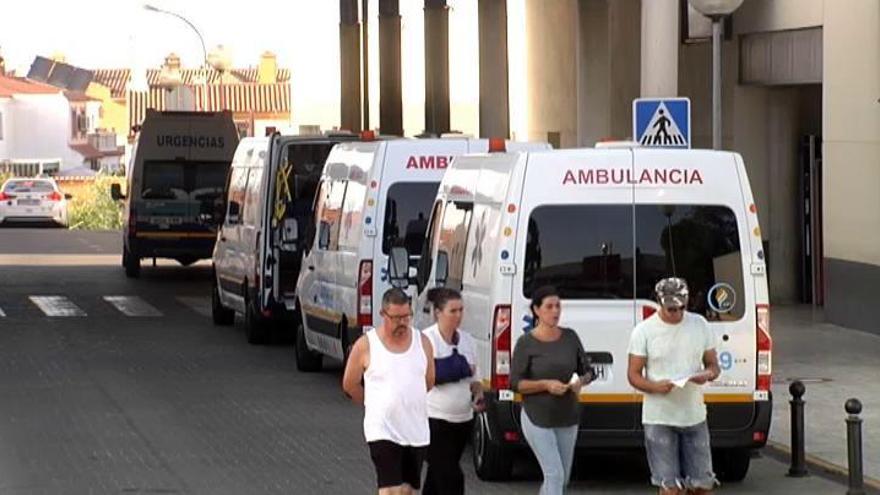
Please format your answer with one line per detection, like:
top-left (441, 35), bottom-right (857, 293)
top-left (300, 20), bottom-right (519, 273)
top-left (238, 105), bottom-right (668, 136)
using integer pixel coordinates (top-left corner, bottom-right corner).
top-left (368, 440), bottom-right (428, 489)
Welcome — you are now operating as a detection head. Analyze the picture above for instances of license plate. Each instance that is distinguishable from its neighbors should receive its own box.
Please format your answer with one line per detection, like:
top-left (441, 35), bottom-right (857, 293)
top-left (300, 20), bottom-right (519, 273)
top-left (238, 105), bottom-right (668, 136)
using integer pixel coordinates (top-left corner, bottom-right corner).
top-left (18, 199), bottom-right (39, 206)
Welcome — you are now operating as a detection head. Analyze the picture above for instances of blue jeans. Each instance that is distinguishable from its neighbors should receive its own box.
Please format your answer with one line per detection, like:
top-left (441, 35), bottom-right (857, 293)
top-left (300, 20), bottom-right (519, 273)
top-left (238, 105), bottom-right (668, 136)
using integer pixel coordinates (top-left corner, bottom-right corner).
top-left (644, 421), bottom-right (718, 490)
top-left (520, 409), bottom-right (578, 494)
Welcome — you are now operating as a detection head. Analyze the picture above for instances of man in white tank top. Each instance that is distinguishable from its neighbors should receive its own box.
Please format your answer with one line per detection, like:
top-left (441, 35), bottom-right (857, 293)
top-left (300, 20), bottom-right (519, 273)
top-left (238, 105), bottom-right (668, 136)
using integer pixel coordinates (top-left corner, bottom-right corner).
top-left (343, 288), bottom-right (436, 495)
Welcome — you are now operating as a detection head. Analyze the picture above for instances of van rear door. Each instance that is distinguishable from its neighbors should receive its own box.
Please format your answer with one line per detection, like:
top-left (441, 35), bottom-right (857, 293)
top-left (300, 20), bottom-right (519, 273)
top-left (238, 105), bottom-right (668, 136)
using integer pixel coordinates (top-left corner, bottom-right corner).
top-left (632, 149), bottom-right (757, 431)
top-left (513, 149), bottom-right (640, 433)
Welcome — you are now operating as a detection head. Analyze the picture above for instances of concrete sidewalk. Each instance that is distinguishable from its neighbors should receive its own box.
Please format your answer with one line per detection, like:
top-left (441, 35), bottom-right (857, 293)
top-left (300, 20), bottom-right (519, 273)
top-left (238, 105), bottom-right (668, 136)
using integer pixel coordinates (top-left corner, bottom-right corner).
top-left (770, 305), bottom-right (879, 487)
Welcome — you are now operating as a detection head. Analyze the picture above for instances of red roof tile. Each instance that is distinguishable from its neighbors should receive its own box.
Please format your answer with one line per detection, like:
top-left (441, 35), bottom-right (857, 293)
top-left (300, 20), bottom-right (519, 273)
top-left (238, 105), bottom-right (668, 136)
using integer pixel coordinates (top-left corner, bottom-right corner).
top-left (93, 67), bottom-right (291, 99)
top-left (0, 75), bottom-right (61, 96)
top-left (127, 83), bottom-right (290, 130)
top-left (69, 143), bottom-right (124, 159)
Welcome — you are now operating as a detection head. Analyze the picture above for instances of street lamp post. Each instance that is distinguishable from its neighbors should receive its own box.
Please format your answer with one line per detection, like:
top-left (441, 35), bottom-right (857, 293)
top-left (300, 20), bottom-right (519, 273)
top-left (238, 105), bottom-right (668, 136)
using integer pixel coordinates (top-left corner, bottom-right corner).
top-left (143, 4), bottom-right (209, 111)
top-left (688, 0), bottom-right (743, 150)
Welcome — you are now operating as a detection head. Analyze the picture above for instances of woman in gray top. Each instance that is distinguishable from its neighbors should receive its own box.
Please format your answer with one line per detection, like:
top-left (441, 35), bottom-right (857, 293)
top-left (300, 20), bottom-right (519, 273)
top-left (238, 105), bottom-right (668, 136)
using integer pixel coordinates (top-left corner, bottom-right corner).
top-left (510, 285), bottom-right (593, 494)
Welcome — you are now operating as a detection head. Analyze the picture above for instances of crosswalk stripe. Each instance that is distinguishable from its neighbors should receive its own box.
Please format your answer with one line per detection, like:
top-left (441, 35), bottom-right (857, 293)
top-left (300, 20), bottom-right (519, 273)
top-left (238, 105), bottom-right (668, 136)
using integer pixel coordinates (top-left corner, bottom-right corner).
top-left (29, 296), bottom-right (87, 317)
top-left (103, 296), bottom-right (163, 317)
top-left (176, 296), bottom-right (212, 318)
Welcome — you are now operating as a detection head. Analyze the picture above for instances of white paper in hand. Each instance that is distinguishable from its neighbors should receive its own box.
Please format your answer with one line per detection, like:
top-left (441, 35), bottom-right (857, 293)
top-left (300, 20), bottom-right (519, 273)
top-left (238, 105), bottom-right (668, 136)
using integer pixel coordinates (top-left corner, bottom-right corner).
top-left (672, 376), bottom-right (691, 388)
top-left (569, 372), bottom-right (579, 386)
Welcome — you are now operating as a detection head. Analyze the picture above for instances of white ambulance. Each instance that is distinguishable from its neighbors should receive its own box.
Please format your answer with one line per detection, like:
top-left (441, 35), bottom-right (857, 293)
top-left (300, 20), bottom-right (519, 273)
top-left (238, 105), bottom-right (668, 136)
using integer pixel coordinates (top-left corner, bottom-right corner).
top-left (401, 147), bottom-right (772, 482)
top-left (294, 138), bottom-right (549, 371)
top-left (211, 132), bottom-right (358, 344)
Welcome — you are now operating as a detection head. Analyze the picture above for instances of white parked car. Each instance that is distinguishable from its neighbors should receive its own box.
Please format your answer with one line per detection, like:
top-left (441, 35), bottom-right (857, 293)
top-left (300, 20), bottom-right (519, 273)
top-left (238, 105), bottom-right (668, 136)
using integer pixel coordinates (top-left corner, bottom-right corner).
top-left (0, 177), bottom-right (71, 227)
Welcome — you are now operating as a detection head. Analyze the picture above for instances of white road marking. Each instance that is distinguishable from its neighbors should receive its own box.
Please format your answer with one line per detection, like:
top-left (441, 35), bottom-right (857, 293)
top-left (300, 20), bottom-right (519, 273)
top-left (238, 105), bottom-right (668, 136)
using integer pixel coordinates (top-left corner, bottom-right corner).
top-left (29, 296), bottom-right (87, 317)
top-left (176, 296), bottom-right (212, 318)
top-left (103, 296), bottom-right (163, 317)
top-left (0, 307), bottom-right (5, 317)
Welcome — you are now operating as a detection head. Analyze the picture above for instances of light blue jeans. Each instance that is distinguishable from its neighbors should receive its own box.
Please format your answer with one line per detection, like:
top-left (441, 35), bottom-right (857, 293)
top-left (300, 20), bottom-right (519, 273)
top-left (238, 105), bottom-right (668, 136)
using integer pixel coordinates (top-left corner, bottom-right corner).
top-left (520, 409), bottom-right (578, 494)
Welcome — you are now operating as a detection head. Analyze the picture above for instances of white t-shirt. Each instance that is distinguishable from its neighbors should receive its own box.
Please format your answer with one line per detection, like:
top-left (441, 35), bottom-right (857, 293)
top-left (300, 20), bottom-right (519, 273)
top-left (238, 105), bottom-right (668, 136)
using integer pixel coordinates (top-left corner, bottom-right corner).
top-left (423, 324), bottom-right (478, 423)
top-left (628, 312), bottom-right (717, 427)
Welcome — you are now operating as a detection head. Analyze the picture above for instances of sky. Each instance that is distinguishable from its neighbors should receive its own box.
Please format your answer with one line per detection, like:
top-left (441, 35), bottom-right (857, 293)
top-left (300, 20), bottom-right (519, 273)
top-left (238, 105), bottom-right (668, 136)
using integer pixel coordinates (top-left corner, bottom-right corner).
top-left (0, 0), bottom-right (489, 137)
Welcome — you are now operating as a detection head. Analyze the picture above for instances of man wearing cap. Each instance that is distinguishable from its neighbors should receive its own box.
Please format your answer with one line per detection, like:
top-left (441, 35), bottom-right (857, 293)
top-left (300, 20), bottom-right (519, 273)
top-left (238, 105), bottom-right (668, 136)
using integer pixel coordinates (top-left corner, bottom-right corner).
top-left (627, 277), bottom-right (721, 495)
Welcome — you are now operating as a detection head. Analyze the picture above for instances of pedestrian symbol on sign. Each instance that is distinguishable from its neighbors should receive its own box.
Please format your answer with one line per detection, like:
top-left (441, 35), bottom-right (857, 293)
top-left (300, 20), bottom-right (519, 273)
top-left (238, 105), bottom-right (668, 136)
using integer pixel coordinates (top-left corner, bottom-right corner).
top-left (633, 97), bottom-right (691, 149)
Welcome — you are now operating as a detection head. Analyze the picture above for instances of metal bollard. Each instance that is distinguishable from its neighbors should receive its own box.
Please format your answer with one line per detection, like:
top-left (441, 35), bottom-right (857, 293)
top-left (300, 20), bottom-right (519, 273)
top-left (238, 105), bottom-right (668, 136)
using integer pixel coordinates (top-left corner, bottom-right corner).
top-left (845, 398), bottom-right (865, 495)
top-left (788, 380), bottom-right (808, 477)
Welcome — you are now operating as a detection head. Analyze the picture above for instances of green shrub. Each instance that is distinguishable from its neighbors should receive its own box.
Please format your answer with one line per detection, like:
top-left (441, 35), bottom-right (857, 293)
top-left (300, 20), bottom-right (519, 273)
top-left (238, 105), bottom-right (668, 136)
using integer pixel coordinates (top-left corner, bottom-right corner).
top-left (68, 177), bottom-right (125, 230)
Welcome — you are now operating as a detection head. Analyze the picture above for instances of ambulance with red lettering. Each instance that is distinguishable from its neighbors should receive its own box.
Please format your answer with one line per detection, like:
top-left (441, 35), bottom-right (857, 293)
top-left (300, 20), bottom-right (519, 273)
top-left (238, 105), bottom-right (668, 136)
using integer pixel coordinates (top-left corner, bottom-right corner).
top-left (403, 146), bottom-right (771, 482)
top-left (294, 137), bottom-right (549, 371)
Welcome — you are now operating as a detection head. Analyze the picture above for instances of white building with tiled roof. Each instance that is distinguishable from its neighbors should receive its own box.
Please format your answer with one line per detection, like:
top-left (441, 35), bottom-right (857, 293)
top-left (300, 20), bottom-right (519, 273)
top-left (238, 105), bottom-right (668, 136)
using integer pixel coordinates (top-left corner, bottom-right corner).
top-left (0, 74), bottom-right (119, 174)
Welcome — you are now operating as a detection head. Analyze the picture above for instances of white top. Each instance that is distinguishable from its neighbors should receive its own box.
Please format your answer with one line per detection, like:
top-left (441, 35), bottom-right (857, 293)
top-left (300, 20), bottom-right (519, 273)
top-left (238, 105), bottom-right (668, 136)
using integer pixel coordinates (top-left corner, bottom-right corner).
top-left (363, 327), bottom-right (430, 446)
top-left (423, 324), bottom-right (478, 423)
top-left (628, 312), bottom-right (717, 427)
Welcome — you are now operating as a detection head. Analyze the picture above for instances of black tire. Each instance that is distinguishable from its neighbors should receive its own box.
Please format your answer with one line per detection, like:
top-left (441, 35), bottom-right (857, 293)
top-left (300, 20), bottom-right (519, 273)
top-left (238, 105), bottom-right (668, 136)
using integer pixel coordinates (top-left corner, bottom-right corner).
top-left (123, 248), bottom-right (141, 278)
top-left (295, 318), bottom-right (323, 372)
top-left (472, 412), bottom-right (514, 481)
top-left (211, 280), bottom-right (234, 326)
top-left (714, 448), bottom-right (751, 482)
top-left (244, 291), bottom-right (270, 345)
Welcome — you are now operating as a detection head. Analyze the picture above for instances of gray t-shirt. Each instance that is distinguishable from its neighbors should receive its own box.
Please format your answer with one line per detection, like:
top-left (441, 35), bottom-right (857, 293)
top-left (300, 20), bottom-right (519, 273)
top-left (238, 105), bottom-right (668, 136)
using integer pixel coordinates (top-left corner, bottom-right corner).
top-left (510, 328), bottom-right (588, 428)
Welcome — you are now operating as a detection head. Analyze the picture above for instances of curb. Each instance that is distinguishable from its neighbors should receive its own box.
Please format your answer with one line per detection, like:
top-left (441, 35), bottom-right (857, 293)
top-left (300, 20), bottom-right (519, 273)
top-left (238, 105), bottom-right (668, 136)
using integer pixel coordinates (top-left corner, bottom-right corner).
top-left (765, 441), bottom-right (880, 494)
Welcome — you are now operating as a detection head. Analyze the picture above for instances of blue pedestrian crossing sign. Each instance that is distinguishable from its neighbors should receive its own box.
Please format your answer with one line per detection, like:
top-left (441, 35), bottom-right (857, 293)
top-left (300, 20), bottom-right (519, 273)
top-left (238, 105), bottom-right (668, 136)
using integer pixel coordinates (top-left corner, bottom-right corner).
top-left (633, 98), bottom-right (691, 148)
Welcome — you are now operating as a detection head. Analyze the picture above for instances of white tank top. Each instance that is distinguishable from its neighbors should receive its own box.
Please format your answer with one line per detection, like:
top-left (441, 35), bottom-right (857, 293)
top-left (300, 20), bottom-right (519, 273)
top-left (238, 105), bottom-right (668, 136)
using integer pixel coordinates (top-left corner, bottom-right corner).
top-left (363, 327), bottom-right (430, 446)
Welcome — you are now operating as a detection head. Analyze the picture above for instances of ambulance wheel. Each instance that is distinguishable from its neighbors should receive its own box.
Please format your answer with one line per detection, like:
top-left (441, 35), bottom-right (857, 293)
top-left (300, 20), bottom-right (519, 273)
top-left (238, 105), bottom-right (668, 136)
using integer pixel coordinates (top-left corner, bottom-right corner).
top-left (244, 291), bottom-right (270, 345)
top-left (212, 280), bottom-right (234, 326)
top-left (473, 412), bottom-right (514, 481)
top-left (295, 319), bottom-right (323, 372)
top-left (714, 448), bottom-right (751, 482)
top-left (123, 249), bottom-right (140, 278)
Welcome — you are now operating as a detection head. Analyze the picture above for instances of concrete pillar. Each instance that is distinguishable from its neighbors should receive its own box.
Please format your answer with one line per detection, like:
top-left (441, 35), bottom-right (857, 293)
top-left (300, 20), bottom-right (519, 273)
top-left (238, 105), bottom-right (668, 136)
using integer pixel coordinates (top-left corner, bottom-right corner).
top-left (640, 0), bottom-right (679, 97)
top-left (340, 0), bottom-right (362, 132)
top-left (478, 0), bottom-right (509, 138)
top-left (578, 0), bottom-right (641, 145)
top-left (379, 0), bottom-right (403, 136)
top-left (525, 0), bottom-right (578, 147)
top-left (424, 0), bottom-right (450, 135)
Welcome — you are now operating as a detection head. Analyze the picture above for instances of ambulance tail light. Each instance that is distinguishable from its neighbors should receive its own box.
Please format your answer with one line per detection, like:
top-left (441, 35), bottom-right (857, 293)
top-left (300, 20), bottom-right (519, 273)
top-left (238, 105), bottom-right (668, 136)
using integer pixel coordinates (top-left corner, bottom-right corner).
top-left (488, 137), bottom-right (506, 153)
top-left (756, 304), bottom-right (772, 392)
top-left (358, 260), bottom-right (373, 327)
top-left (491, 305), bottom-right (512, 390)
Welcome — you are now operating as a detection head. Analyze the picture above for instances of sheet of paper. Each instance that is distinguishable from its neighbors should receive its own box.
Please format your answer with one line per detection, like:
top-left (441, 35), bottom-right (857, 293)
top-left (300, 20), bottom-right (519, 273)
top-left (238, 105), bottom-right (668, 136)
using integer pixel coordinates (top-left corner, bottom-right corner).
top-left (672, 376), bottom-right (691, 388)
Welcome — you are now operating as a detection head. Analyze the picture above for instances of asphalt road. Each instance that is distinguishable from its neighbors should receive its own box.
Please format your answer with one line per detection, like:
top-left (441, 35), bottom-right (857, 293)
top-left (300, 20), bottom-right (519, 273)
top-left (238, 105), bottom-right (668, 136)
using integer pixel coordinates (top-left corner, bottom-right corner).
top-left (0, 228), bottom-right (855, 494)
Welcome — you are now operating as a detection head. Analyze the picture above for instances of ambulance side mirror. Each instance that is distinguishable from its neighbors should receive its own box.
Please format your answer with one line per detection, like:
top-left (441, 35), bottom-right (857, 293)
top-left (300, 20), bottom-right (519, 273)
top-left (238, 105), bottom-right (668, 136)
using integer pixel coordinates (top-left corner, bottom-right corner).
top-left (388, 246), bottom-right (411, 289)
top-left (110, 183), bottom-right (125, 201)
top-left (435, 251), bottom-right (449, 286)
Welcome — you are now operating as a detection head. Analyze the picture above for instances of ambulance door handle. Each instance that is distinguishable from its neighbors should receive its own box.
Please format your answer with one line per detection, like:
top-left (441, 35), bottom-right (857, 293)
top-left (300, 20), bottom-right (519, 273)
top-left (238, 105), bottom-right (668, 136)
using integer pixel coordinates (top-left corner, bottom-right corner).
top-left (219, 235), bottom-right (227, 242)
top-left (422, 307), bottom-right (430, 315)
top-left (307, 265), bottom-right (314, 271)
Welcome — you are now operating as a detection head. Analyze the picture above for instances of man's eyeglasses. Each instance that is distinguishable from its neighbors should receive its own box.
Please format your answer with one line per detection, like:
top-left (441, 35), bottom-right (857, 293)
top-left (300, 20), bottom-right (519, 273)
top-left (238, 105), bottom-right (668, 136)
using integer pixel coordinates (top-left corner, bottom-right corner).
top-left (384, 312), bottom-right (413, 322)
